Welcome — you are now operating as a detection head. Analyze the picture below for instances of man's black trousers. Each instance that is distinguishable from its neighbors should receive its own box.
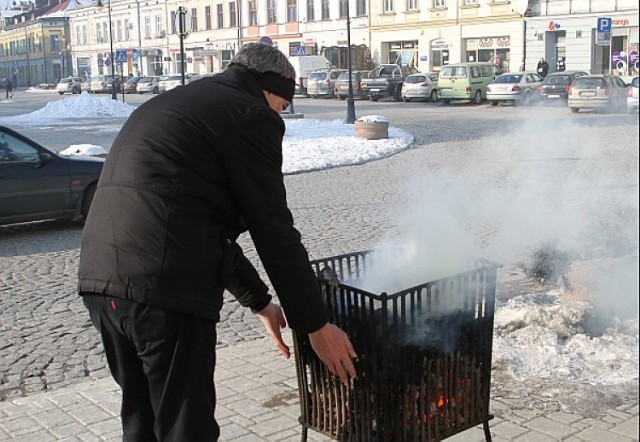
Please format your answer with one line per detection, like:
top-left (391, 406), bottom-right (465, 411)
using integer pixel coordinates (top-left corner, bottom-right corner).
top-left (83, 294), bottom-right (220, 441)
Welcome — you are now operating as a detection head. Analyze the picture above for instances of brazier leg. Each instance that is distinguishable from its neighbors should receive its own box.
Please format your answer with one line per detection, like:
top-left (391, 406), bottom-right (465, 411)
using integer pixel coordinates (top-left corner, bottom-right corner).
top-left (483, 420), bottom-right (492, 441)
top-left (300, 426), bottom-right (308, 442)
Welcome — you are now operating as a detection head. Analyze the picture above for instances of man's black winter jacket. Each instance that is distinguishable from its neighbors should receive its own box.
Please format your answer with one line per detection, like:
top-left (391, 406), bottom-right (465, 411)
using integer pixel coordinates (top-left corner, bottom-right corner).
top-left (78, 66), bottom-right (329, 334)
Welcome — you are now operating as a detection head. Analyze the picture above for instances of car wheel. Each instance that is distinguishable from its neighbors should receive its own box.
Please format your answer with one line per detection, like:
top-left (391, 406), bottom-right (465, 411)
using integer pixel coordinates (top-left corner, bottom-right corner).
top-left (442, 99), bottom-right (451, 105)
top-left (570, 107), bottom-right (579, 113)
top-left (370, 96), bottom-right (379, 102)
top-left (430, 90), bottom-right (438, 102)
top-left (339, 95), bottom-right (346, 100)
top-left (58, 92), bottom-right (64, 95)
top-left (474, 90), bottom-right (482, 104)
top-left (403, 97), bottom-right (410, 102)
top-left (153, 87), bottom-right (159, 94)
top-left (81, 183), bottom-right (97, 221)
top-left (490, 101), bottom-right (498, 107)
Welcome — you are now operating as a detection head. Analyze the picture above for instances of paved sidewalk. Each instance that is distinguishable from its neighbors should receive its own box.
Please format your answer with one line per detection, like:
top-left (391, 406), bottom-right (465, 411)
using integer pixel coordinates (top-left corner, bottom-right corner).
top-left (0, 336), bottom-right (637, 442)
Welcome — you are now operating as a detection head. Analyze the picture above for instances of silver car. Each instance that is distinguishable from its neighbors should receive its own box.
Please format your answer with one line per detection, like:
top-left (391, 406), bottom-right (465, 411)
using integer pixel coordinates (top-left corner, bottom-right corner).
top-left (401, 73), bottom-right (439, 102)
top-left (159, 74), bottom-right (189, 93)
top-left (136, 76), bottom-right (160, 94)
top-left (568, 75), bottom-right (628, 113)
top-left (56, 77), bottom-right (83, 95)
top-left (486, 72), bottom-right (543, 106)
top-left (306, 69), bottom-right (346, 98)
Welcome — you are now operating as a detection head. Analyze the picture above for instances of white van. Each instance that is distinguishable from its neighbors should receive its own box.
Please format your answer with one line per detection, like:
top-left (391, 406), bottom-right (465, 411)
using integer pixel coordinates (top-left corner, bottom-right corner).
top-left (287, 55), bottom-right (332, 96)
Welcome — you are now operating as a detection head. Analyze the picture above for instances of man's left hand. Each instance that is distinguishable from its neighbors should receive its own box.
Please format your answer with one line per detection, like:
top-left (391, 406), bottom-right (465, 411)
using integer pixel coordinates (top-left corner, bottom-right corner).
top-left (258, 302), bottom-right (290, 358)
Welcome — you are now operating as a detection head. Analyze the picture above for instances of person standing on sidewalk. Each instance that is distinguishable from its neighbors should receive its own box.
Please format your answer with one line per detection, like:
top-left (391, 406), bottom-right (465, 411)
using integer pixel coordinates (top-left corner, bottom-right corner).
top-left (78, 42), bottom-right (357, 441)
top-left (3, 78), bottom-right (13, 98)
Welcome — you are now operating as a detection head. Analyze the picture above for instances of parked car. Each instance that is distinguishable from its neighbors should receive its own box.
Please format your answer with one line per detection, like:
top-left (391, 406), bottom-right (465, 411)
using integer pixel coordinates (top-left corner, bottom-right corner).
top-left (136, 76), bottom-right (161, 94)
top-left (361, 64), bottom-right (419, 101)
top-left (567, 74), bottom-right (628, 113)
top-left (159, 74), bottom-right (191, 93)
top-left (56, 77), bottom-right (83, 95)
top-left (287, 55), bottom-right (332, 96)
top-left (401, 72), bottom-right (440, 102)
top-left (306, 68), bottom-right (347, 98)
top-left (123, 76), bottom-right (142, 94)
top-left (486, 72), bottom-right (543, 106)
top-left (334, 71), bottom-right (365, 100)
top-left (0, 125), bottom-right (104, 226)
top-left (90, 75), bottom-right (122, 94)
top-left (627, 76), bottom-right (639, 114)
top-left (538, 71), bottom-right (589, 104)
top-left (438, 62), bottom-right (501, 104)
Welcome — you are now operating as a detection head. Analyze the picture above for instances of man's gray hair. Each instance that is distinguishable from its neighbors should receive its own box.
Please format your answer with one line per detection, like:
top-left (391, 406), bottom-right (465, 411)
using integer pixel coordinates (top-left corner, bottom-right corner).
top-left (228, 43), bottom-right (296, 81)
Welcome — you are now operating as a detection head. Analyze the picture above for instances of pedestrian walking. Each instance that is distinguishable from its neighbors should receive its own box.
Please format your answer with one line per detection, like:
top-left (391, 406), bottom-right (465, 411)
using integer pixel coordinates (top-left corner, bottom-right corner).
top-left (3, 78), bottom-right (13, 98)
top-left (537, 57), bottom-right (550, 78)
top-left (78, 42), bottom-right (357, 441)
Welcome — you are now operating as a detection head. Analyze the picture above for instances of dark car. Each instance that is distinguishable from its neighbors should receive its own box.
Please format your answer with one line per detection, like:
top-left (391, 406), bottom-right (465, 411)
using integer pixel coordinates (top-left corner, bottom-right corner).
top-left (0, 125), bottom-right (104, 226)
top-left (123, 76), bottom-right (142, 94)
top-left (538, 71), bottom-right (589, 104)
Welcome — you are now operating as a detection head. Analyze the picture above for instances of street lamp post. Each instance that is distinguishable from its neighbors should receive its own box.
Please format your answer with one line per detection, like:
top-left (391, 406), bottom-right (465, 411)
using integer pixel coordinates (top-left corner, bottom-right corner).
top-left (345, 0), bottom-right (356, 124)
top-left (97, 0), bottom-right (117, 100)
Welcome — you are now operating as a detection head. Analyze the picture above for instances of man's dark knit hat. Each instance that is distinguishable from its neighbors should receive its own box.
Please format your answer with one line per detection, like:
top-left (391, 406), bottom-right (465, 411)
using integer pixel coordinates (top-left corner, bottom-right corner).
top-left (255, 71), bottom-right (295, 103)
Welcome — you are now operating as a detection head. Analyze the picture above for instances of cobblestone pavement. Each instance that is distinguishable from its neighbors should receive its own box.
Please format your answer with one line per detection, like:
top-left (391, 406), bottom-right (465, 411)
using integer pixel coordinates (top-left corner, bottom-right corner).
top-left (1, 103), bottom-right (638, 425)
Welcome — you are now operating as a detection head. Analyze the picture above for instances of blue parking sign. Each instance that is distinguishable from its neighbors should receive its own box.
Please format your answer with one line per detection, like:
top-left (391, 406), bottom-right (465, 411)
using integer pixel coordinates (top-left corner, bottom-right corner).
top-left (597, 17), bottom-right (611, 33)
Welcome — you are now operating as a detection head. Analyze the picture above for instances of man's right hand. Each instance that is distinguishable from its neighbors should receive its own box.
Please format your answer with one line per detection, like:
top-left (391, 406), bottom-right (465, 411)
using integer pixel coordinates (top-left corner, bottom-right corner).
top-left (309, 323), bottom-right (358, 384)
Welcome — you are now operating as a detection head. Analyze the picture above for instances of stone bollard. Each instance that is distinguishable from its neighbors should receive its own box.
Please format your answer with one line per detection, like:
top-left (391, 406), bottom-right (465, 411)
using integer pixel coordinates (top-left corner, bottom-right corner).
top-left (354, 115), bottom-right (389, 140)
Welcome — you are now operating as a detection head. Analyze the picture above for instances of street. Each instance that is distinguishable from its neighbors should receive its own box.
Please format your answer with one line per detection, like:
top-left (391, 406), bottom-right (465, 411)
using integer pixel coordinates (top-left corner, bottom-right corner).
top-left (0, 89), bottom-right (638, 414)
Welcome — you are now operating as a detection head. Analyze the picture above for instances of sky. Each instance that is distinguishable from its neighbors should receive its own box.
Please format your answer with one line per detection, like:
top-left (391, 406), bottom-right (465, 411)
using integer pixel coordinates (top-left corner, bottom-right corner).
top-left (1, 88), bottom-right (638, 417)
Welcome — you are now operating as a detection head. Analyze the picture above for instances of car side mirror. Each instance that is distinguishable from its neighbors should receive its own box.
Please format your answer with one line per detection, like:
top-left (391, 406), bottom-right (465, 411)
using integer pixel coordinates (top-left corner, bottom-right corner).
top-left (35, 151), bottom-right (54, 169)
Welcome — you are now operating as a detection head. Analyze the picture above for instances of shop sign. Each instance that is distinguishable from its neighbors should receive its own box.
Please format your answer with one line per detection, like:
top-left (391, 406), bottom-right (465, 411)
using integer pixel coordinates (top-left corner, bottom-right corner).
top-left (496, 36), bottom-right (510, 47)
top-left (612, 19), bottom-right (629, 27)
top-left (547, 21), bottom-right (561, 30)
top-left (431, 39), bottom-right (450, 49)
top-left (478, 38), bottom-right (493, 48)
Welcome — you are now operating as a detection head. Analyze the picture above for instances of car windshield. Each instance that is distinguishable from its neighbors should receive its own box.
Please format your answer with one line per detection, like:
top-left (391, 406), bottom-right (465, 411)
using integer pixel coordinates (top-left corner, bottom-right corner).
top-left (405, 75), bottom-right (426, 83)
top-left (140, 77), bottom-right (155, 82)
top-left (91, 76), bottom-right (104, 82)
top-left (573, 78), bottom-right (606, 89)
top-left (495, 74), bottom-right (522, 83)
top-left (59, 78), bottom-right (73, 84)
top-left (544, 75), bottom-right (571, 85)
top-left (309, 72), bottom-right (327, 80)
top-left (439, 66), bottom-right (467, 78)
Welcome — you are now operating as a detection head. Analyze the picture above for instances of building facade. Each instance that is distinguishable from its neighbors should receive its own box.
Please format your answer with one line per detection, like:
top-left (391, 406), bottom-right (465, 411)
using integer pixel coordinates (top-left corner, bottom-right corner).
top-left (1, 0), bottom-right (638, 85)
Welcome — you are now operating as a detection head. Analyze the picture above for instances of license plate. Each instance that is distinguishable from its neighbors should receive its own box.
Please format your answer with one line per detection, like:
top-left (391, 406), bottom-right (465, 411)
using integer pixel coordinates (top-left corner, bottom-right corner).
top-left (548, 94), bottom-right (560, 98)
top-left (440, 87), bottom-right (452, 91)
top-left (580, 91), bottom-right (597, 97)
top-left (371, 89), bottom-right (380, 93)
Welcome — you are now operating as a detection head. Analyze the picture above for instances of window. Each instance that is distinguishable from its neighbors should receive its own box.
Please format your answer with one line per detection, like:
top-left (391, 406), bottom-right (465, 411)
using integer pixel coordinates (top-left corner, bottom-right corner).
top-left (463, 0), bottom-right (478, 5)
top-left (407, 0), bottom-right (418, 10)
top-left (217, 4), bottom-right (224, 28)
top-left (75, 26), bottom-right (81, 46)
top-left (434, 0), bottom-right (445, 7)
top-left (307, 0), bottom-right (315, 21)
top-left (321, 0), bottom-right (329, 19)
top-left (170, 11), bottom-right (177, 33)
top-left (144, 16), bottom-right (151, 39)
top-left (104, 22), bottom-right (110, 43)
top-left (124, 19), bottom-right (130, 40)
top-left (383, 0), bottom-right (394, 13)
top-left (356, 0), bottom-right (366, 15)
top-left (267, 0), bottom-right (277, 23)
top-left (191, 8), bottom-right (198, 31)
top-left (339, 0), bottom-right (348, 17)
top-left (82, 25), bottom-right (87, 45)
top-left (205, 6), bottom-right (212, 29)
top-left (155, 15), bottom-right (162, 36)
top-left (287, 0), bottom-right (297, 21)
top-left (96, 24), bottom-right (101, 42)
top-left (249, 0), bottom-right (258, 25)
top-left (0, 135), bottom-right (39, 163)
top-left (229, 2), bottom-right (237, 27)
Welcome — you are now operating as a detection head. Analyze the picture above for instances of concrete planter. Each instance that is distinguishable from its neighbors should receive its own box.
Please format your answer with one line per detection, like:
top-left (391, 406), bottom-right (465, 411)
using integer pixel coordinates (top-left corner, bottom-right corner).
top-left (354, 120), bottom-right (389, 140)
